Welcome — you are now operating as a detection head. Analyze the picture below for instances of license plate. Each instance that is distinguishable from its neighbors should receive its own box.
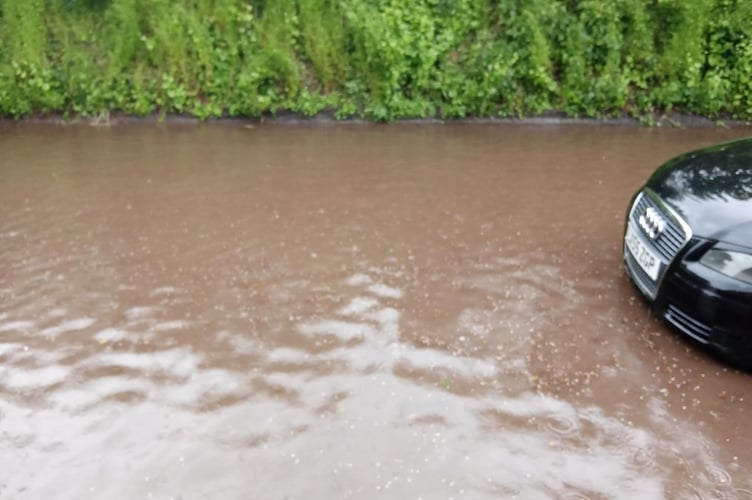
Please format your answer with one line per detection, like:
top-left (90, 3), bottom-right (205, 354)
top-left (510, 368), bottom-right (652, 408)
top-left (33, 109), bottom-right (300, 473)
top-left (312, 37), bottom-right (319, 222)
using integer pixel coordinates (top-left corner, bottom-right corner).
top-left (625, 223), bottom-right (661, 281)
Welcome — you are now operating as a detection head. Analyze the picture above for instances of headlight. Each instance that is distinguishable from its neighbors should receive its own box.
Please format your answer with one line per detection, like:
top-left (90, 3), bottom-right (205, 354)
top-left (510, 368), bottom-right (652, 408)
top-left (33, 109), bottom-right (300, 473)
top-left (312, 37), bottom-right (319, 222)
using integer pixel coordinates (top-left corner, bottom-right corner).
top-left (700, 248), bottom-right (752, 285)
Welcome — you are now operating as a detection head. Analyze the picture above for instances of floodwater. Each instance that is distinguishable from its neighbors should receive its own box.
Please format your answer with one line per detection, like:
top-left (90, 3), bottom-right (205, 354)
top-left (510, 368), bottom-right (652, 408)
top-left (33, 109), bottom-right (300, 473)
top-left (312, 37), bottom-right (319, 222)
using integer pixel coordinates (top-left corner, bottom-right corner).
top-left (1, 122), bottom-right (751, 500)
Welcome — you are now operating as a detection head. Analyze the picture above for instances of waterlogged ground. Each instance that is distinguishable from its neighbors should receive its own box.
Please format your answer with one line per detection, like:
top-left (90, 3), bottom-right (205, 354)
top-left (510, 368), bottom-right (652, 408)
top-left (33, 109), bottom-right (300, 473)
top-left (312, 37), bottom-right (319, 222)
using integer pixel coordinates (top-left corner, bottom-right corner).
top-left (1, 123), bottom-right (751, 499)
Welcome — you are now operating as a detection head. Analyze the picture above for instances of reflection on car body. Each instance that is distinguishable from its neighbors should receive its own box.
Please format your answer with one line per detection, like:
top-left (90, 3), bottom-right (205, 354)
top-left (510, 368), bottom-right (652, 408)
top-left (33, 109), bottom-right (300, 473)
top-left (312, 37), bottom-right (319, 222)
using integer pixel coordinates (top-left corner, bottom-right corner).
top-left (624, 138), bottom-right (752, 368)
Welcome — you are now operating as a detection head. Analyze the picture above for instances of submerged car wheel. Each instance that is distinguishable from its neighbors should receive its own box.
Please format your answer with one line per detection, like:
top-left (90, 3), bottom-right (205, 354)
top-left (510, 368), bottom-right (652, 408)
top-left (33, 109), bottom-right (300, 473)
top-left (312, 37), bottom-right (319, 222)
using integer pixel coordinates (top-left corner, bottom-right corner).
top-left (623, 138), bottom-right (752, 368)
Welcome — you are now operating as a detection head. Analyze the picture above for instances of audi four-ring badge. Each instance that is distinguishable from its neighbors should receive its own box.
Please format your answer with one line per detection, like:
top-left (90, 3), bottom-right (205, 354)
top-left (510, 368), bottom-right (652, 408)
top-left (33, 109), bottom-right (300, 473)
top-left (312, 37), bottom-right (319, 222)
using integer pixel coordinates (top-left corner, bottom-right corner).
top-left (624, 138), bottom-right (752, 368)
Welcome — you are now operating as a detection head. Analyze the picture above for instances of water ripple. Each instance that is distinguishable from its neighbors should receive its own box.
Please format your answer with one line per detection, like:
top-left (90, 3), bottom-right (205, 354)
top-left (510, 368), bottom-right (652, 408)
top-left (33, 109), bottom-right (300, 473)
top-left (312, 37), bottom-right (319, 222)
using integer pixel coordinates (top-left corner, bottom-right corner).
top-left (2, 365), bottom-right (70, 390)
top-left (545, 414), bottom-right (580, 437)
top-left (0, 320), bottom-right (34, 332)
top-left (39, 318), bottom-right (95, 338)
top-left (83, 348), bottom-right (201, 379)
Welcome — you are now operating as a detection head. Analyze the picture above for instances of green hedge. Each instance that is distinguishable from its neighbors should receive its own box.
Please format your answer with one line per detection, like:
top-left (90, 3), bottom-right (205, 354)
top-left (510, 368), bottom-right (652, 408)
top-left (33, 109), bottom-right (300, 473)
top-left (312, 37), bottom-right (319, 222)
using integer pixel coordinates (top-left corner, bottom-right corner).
top-left (1, 0), bottom-right (751, 120)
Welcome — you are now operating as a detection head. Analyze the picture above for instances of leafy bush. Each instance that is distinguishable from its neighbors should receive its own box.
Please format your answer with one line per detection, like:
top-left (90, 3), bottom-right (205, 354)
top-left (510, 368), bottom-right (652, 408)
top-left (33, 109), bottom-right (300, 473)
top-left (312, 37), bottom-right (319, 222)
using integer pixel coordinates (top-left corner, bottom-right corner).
top-left (0, 0), bottom-right (751, 120)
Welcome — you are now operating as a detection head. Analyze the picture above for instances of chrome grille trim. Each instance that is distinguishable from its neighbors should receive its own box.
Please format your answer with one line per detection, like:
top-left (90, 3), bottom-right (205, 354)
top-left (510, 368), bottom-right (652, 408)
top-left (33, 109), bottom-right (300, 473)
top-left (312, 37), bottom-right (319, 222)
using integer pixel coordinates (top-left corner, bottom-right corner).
top-left (665, 304), bottom-right (712, 344)
top-left (625, 190), bottom-right (693, 299)
top-left (630, 190), bottom-right (691, 260)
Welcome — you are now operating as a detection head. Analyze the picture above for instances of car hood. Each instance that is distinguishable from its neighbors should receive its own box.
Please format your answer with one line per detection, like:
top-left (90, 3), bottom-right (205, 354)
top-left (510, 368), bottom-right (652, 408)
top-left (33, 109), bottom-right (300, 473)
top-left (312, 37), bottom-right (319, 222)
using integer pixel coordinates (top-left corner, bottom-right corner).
top-left (646, 138), bottom-right (752, 249)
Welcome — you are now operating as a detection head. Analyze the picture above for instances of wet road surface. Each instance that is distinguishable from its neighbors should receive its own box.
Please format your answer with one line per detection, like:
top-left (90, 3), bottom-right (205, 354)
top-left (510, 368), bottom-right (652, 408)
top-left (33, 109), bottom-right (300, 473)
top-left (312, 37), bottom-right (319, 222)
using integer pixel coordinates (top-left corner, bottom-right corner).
top-left (1, 123), bottom-right (751, 499)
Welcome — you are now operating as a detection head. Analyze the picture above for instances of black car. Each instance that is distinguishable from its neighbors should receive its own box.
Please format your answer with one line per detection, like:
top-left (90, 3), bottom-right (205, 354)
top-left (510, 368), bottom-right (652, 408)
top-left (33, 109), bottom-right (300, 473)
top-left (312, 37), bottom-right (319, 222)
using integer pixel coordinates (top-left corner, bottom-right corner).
top-left (624, 138), bottom-right (752, 368)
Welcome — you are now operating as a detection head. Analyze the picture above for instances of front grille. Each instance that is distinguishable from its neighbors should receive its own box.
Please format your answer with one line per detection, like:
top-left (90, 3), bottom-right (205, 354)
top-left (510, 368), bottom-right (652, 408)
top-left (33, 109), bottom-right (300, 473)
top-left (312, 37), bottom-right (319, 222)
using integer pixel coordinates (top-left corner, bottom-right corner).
top-left (665, 304), bottom-right (712, 343)
top-left (630, 193), bottom-right (688, 261)
top-left (625, 191), bottom-right (692, 299)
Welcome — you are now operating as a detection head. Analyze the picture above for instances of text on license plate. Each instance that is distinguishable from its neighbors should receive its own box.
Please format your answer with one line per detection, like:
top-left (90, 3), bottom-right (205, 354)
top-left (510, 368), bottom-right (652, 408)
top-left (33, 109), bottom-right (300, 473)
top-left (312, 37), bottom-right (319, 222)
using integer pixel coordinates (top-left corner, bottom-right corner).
top-left (625, 223), bottom-right (661, 281)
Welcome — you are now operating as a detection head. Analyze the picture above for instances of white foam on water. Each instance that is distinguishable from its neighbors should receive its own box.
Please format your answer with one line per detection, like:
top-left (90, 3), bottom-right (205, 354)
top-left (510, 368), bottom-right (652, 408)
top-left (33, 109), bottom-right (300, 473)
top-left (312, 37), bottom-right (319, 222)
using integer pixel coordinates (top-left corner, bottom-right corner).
top-left (40, 318), bottom-right (95, 338)
top-left (267, 347), bottom-right (312, 364)
top-left (298, 320), bottom-right (377, 340)
top-left (3, 365), bottom-right (71, 390)
top-left (93, 328), bottom-right (128, 343)
top-left (160, 368), bottom-right (248, 406)
top-left (125, 306), bottom-right (156, 320)
top-left (338, 296), bottom-right (380, 316)
top-left (0, 320), bottom-right (34, 332)
top-left (89, 348), bottom-right (201, 379)
top-left (150, 286), bottom-right (178, 296)
top-left (364, 307), bottom-right (401, 339)
top-left (397, 348), bottom-right (498, 378)
top-left (0, 342), bottom-right (23, 357)
top-left (367, 283), bottom-right (404, 299)
top-left (346, 273), bottom-right (373, 286)
top-left (216, 330), bottom-right (263, 354)
top-left (46, 308), bottom-right (68, 318)
top-left (152, 320), bottom-right (190, 332)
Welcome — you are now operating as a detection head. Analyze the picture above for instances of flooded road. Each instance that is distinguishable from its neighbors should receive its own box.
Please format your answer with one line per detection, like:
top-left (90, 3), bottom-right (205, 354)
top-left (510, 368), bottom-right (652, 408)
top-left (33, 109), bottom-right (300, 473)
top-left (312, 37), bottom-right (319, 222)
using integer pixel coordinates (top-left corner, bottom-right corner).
top-left (1, 122), bottom-right (751, 499)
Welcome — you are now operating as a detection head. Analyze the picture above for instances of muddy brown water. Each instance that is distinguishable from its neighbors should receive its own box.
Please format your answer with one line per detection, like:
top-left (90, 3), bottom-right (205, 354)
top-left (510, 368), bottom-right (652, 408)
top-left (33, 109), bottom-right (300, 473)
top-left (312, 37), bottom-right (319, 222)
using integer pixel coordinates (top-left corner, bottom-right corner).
top-left (1, 122), bottom-right (751, 499)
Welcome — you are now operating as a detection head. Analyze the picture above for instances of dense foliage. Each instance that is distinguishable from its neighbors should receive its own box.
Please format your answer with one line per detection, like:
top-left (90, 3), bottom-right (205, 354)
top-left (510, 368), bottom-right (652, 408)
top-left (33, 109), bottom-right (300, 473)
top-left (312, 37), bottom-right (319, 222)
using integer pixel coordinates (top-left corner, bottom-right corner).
top-left (0, 0), bottom-right (751, 120)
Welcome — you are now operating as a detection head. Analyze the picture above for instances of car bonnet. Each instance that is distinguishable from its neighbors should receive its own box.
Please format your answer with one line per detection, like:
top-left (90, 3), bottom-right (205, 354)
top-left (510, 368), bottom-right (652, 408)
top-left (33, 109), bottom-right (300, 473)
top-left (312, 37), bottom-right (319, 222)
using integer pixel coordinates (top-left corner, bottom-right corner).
top-left (645, 138), bottom-right (752, 245)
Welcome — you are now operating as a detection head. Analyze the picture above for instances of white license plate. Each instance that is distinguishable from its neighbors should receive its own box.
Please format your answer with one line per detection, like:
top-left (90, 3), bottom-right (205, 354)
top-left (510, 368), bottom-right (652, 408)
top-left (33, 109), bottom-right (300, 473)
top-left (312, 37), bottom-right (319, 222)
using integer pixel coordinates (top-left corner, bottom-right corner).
top-left (625, 223), bottom-right (661, 281)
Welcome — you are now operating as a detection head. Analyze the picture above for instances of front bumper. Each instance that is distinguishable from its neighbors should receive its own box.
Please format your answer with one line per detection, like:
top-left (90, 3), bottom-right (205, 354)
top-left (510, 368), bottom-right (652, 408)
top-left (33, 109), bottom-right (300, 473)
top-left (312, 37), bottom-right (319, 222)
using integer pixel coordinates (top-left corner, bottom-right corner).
top-left (655, 261), bottom-right (752, 365)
